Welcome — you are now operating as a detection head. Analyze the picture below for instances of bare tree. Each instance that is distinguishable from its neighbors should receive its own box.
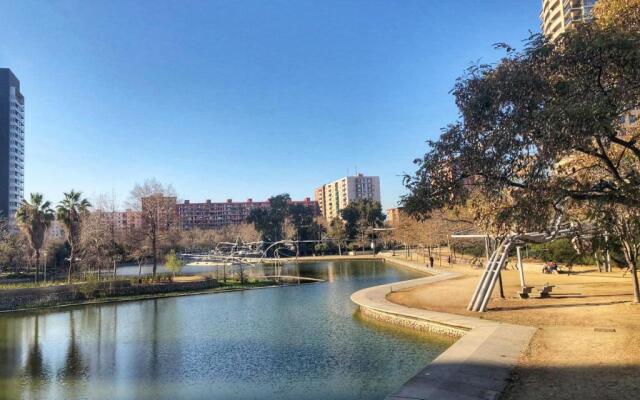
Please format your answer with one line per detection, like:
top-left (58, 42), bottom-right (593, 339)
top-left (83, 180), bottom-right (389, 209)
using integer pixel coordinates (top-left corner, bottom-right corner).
top-left (128, 179), bottom-right (177, 280)
top-left (79, 212), bottom-right (113, 279)
top-left (0, 217), bottom-right (29, 273)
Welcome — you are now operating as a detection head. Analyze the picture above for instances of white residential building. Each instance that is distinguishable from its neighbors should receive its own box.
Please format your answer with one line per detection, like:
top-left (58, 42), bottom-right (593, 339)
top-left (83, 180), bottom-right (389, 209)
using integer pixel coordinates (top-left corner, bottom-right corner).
top-left (315, 174), bottom-right (381, 220)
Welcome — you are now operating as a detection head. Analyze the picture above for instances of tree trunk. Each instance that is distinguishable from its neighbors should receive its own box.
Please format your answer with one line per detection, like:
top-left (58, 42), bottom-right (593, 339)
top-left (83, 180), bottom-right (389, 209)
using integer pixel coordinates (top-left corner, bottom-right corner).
top-left (631, 263), bottom-right (640, 303)
top-left (34, 249), bottom-right (40, 284)
top-left (621, 240), bottom-right (640, 303)
top-left (595, 252), bottom-right (602, 273)
top-left (152, 235), bottom-right (157, 281)
top-left (67, 246), bottom-right (74, 283)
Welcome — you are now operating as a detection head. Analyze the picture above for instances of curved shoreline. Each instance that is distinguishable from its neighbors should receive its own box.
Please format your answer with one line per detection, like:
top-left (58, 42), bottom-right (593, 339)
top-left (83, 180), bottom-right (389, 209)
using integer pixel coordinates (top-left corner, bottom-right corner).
top-left (352, 256), bottom-right (536, 400)
top-left (0, 279), bottom-right (323, 314)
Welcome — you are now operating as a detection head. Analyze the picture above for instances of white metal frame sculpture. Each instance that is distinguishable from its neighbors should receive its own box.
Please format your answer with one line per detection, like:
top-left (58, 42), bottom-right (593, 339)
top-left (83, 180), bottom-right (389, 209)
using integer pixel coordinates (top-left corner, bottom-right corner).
top-left (455, 221), bottom-right (591, 312)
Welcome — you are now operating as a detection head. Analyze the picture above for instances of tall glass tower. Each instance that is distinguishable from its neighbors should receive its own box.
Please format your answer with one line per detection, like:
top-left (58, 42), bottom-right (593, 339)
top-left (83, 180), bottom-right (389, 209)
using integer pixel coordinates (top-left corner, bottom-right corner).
top-left (0, 69), bottom-right (25, 225)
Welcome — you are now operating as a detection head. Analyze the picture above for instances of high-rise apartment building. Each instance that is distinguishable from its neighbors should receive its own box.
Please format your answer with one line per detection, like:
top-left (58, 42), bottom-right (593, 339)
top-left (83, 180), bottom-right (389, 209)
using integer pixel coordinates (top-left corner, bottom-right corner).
top-left (541, 0), bottom-right (597, 42)
top-left (315, 174), bottom-right (381, 221)
top-left (0, 69), bottom-right (25, 224)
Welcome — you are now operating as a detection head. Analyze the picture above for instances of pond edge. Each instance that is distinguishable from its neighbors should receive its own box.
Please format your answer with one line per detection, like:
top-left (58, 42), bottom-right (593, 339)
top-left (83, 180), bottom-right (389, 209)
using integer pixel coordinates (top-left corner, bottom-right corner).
top-left (351, 255), bottom-right (536, 400)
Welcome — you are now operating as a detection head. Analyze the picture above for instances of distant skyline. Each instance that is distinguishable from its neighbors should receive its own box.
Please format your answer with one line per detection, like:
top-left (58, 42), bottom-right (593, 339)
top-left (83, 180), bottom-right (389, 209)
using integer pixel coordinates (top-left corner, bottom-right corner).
top-left (0, 0), bottom-right (541, 210)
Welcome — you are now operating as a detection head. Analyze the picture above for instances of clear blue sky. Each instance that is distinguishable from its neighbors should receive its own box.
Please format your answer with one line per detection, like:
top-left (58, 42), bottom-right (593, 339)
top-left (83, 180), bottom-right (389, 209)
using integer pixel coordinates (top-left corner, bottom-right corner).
top-left (0, 0), bottom-right (541, 210)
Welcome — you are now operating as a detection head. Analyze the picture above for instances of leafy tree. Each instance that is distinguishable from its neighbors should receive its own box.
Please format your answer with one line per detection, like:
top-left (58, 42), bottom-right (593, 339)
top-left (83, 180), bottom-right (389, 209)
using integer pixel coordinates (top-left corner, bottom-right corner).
top-left (248, 194), bottom-right (324, 256)
top-left (15, 193), bottom-right (55, 283)
top-left (327, 217), bottom-right (347, 255)
top-left (56, 190), bottom-right (91, 283)
top-left (593, 0), bottom-right (640, 32)
top-left (528, 239), bottom-right (593, 264)
top-left (164, 250), bottom-right (184, 278)
top-left (314, 242), bottom-right (329, 255)
top-left (287, 204), bottom-right (323, 255)
top-left (247, 194), bottom-right (291, 243)
top-left (402, 24), bottom-right (640, 301)
top-left (340, 199), bottom-right (385, 241)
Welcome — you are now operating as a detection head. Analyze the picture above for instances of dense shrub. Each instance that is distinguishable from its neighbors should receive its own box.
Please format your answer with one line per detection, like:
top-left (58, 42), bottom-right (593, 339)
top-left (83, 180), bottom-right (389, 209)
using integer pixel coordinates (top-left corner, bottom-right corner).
top-left (527, 239), bottom-right (594, 264)
top-left (452, 241), bottom-right (486, 258)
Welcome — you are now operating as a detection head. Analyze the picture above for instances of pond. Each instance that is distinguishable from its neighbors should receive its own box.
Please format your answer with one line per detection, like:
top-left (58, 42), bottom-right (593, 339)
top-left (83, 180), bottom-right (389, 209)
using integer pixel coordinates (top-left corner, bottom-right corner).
top-left (0, 260), bottom-right (452, 400)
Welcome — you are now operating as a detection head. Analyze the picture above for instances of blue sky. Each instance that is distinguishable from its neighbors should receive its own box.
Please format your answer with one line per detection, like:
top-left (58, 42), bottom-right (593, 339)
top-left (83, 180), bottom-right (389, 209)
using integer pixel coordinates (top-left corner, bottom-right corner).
top-left (0, 0), bottom-right (541, 210)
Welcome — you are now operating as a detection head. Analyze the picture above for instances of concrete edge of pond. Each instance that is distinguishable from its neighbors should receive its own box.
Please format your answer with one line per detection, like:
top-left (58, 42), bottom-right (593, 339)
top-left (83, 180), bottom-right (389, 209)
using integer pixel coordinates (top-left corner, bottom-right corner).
top-left (351, 256), bottom-right (536, 400)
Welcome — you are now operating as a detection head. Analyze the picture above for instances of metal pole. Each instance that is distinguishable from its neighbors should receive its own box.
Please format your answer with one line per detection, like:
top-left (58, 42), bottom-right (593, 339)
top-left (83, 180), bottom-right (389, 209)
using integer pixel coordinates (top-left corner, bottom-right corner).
top-left (516, 246), bottom-right (526, 288)
top-left (605, 234), bottom-right (611, 272)
top-left (484, 236), bottom-right (490, 263)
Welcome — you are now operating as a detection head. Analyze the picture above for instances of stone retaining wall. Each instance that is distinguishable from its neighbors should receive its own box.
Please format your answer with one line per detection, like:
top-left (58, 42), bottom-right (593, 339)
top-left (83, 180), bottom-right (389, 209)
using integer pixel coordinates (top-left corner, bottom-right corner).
top-left (359, 306), bottom-right (468, 337)
top-left (0, 279), bottom-right (219, 311)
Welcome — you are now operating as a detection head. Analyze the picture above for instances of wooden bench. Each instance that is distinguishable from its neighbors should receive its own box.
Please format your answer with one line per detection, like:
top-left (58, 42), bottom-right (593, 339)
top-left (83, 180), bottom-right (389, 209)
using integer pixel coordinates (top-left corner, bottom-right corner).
top-left (537, 284), bottom-right (555, 298)
top-left (517, 286), bottom-right (535, 299)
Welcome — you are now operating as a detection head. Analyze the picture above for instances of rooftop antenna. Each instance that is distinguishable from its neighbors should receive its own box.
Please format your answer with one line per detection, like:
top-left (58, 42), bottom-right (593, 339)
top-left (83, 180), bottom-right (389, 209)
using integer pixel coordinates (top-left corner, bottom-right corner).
top-left (355, 165), bottom-right (358, 176)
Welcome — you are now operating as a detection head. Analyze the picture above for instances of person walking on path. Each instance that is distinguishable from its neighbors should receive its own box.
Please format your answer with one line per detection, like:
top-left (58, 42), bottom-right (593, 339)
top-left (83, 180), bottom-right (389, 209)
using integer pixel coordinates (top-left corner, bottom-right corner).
top-left (429, 256), bottom-right (434, 268)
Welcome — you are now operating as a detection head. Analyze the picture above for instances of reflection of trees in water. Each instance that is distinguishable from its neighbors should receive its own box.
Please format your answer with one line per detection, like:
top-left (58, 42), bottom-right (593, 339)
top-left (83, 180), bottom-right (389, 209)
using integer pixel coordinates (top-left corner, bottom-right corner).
top-left (130, 299), bottom-right (163, 384)
top-left (24, 315), bottom-right (48, 381)
top-left (58, 311), bottom-right (87, 380)
top-left (151, 299), bottom-right (159, 378)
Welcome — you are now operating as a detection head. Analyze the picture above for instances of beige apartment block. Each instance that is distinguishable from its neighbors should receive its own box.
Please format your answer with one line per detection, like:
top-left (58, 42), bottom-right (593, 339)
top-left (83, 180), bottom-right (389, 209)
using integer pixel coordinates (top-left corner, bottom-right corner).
top-left (541, 0), bottom-right (597, 42)
top-left (386, 207), bottom-right (402, 226)
top-left (315, 174), bottom-right (381, 221)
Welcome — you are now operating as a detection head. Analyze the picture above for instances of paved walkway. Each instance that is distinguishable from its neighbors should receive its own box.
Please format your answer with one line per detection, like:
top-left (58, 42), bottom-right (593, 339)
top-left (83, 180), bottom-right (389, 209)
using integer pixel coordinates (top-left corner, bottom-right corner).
top-left (351, 256), bottom-right (536, 400)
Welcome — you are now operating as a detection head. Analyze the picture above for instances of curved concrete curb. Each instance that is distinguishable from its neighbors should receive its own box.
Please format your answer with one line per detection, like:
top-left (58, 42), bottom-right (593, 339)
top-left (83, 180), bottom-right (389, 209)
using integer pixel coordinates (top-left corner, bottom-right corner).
top-left (352, 256), bottom-right (536, 400)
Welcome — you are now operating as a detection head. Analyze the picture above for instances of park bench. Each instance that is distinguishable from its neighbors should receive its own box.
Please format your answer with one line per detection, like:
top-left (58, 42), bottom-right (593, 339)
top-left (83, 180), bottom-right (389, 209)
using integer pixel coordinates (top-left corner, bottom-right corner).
top-left (517, 286), bottom-right (535, 299)
top-left (537, 284), bottom-right (555, 298)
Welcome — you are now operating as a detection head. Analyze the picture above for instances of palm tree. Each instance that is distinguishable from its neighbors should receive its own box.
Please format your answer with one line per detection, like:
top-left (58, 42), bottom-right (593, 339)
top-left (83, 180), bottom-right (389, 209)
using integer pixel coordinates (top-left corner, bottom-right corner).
top-left (56, 190), bottom-right (91, 283)
top-left (15, 193), bottom-right (55, 283)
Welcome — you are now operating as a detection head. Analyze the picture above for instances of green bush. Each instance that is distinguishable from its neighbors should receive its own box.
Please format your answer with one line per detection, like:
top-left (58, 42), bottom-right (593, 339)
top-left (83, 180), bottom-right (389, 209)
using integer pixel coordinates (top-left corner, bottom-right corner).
top-left (314, 243), bottom-right (329, 255)
top-left (452, 241), bottom-right (486, 258)
top-left (527, 239), bottom-right (594, 264)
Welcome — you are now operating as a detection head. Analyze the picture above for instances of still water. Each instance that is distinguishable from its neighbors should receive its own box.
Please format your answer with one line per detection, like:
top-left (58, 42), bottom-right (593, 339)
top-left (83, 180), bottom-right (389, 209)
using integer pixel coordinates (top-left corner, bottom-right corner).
top-left (0, 261), bottom-right (451, 400)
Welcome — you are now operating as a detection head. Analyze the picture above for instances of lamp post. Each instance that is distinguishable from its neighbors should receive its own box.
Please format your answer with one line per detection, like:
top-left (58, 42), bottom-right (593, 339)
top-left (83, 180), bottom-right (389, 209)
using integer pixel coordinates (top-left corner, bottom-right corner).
top-left (113, 255), bottom-right (122, 279)
top-left (43, 250), bottom-right (48, 283)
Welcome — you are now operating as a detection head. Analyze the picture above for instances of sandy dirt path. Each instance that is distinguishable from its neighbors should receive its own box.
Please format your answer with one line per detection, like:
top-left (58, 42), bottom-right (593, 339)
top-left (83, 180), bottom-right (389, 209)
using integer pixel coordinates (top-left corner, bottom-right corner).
top-left (386, 255), bottom-right (640, 400)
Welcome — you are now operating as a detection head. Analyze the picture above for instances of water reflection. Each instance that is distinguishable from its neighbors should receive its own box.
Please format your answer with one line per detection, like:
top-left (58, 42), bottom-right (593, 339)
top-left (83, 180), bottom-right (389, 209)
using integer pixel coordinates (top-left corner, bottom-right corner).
top-left (115, 259), bottom-right (389, 281)
top-left (0, 261), bottom-right (450, 400)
